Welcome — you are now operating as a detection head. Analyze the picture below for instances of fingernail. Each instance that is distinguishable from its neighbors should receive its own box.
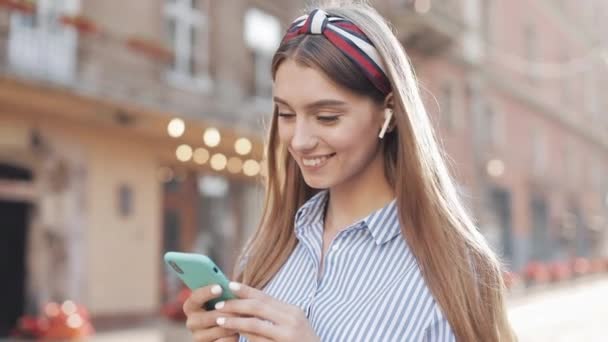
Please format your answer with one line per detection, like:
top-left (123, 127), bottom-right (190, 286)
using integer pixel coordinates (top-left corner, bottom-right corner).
top-left (229, 282), bottom-right (241, 291)
top-left (216, 317), bottom-right (226, 326)
top-left (211, 285), bottom-right (222, 295)
top-left (215, 301), bottom-right (225, 310)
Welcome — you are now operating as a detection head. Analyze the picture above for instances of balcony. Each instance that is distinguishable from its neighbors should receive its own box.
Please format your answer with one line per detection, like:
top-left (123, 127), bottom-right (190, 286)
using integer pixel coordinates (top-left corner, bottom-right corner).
top-left (387, 0), bottom-right (465, 56)
top-left (0, 12), bottom-right (259, 131)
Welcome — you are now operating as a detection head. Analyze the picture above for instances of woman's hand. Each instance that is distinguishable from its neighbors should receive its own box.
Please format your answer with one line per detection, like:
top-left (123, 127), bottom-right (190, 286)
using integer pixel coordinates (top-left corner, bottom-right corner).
top-left (183, 284), bottom-right (239, 342)
top-left (214, 282), bottom-right (319, 342)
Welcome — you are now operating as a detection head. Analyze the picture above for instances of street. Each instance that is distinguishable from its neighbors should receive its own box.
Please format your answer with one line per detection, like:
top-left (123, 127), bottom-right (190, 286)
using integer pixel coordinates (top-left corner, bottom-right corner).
top-left (87, 276), bottom-right (608, 342)
top-left (508, 276), bottom-right (608, 341)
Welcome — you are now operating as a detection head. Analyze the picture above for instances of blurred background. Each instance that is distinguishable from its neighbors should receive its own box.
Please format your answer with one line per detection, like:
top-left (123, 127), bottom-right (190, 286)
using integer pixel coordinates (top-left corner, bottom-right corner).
top-left (0, 0), bottom-right (607, 340)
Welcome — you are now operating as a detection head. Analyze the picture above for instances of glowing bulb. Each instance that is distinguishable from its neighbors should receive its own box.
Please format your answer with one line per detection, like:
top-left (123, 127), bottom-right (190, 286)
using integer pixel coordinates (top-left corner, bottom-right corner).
top-left (234, 138), bottom-right (252, 155)
top-left (66, 314), bottom-right (83, 329)
top-left (45, 302), bottom-right (60, 317)
top-left (243, 159), bottom-right (260, 176)
top-left (176, 144), bottom-right (193, 162)
top-left (167, 118), bottom-right (185, 138)
top-left (203, 128), bottom-right (221, 147)
top-left (227, 157), bottom-right (243, 174)
top-left (193, 147), bottom-right (210, 164)
top-left (414, 0), bottom-right (431, 13)
top-left (487, 159), bottom-right (505, 177)
top-left (61, 300), bottom-right (77, 315)
top-left (210, 153), bottom-right (227, 171)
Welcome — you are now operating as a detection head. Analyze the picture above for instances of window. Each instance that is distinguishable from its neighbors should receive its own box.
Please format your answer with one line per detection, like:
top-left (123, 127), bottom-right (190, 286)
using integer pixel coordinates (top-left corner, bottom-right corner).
top-left (244, 8), bottom-right (281, 98)
top-left (164, 0), bottom-right (210, 86)
top-left (523, 24), bottom-right (538, 82)
top-left (531, 126), bottom-right (546, 177)
top-left (480, 0), bottom-right (494, 44)
top-left (8, 0), bottom-right (79, 82)
top-left (584, 72), bottom-right (599, 121)
top-left (477, 104), bottom-right (502, 148)
top-left (560, 52), bottom-right (573, 107)
top-left (592, 161), bottom-right (602, 192)
top-left (564, 140), bottom-right (579, 185)
top-left (118, 184), bottom-right (134, 217)
top-left (439, 82), bottom-right (456, 130)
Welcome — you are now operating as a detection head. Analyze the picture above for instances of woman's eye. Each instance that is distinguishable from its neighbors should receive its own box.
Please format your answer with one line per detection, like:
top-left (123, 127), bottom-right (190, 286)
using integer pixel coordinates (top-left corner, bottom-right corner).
top-left (317, 115), bottom-right (339, 123)
top-left (278, 112), bottom-right (295, 119)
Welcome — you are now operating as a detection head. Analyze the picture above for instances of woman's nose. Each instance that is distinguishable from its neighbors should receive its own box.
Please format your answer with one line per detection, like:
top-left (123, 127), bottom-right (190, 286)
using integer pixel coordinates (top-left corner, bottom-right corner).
top-left (290, 119), bottom-right (318, 152)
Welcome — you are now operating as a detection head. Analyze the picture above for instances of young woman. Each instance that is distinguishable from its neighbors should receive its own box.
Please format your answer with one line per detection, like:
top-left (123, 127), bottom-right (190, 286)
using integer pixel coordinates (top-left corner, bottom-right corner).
top-left (183, 2), bottom-right (516, 341)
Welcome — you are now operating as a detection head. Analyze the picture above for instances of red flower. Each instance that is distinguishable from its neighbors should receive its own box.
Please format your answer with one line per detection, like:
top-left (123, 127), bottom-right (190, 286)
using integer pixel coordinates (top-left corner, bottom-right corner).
top-left (0, 0), bottom-right (36, 14)
top-left (126, 37), bottom-right (174, 63)
top-left (59, 15), bottom-right (100, 35)
top-left (572, 257), bottom-right (591, 276)
top-left (162, 287), bottom-right (192, 321)
top-left (548, 261), bottom-right (571, 282)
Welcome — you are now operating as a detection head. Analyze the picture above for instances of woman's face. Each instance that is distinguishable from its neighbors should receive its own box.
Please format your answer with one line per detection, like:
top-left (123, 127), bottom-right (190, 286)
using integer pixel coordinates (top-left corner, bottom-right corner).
top-left (274, 59), bottom-right (386, 190)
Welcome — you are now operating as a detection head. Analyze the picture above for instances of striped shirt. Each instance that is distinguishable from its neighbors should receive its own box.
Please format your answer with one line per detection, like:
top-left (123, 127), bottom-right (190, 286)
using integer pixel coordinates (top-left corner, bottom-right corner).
top-left (242, 190), bottom-right (456, 341)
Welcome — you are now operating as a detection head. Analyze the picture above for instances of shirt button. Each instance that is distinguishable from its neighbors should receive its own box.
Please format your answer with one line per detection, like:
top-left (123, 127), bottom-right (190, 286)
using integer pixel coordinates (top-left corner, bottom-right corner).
top-left (332, 244), bottom-right (340, 252)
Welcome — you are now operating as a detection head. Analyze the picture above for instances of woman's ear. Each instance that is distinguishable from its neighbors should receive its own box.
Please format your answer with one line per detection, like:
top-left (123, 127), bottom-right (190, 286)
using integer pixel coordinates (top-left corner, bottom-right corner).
top-left (379, 108), bottom-right (393, 138)
top-left (383, 92), bottom-right (394, 109)
top-left (378, 93), bottom-right (396, 138)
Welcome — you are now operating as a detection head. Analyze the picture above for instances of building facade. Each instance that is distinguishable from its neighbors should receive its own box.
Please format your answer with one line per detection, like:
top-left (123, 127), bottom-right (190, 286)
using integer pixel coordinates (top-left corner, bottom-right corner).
top-left (0, 0), bottom-right (301, 334)
top-left (384, 0), bottom-right (608, 270)
top-left (1, 0), bottom-right (607, 335)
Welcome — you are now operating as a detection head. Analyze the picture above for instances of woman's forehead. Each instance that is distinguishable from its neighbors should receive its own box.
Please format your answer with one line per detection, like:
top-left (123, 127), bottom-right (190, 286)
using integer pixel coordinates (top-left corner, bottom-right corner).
top-left (273, 59), bottom-right (356, 106)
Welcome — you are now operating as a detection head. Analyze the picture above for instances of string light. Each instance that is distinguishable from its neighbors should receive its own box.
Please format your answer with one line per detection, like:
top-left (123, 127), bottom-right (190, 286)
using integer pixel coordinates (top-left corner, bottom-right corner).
top-left (176, 144), bottom-right (193, 162)
top-left (234, 137), bottom-right (253, 155)
top-left (203, 128), bottom-right (221, 148)
top-left (210, 153), bottom-right (227, 171)
top-left (167, 118), bottom-right (185, 138)
top-left (193, 147), bottom-right (210, 165)
top-left (243, 159), bottom-right (261, 176)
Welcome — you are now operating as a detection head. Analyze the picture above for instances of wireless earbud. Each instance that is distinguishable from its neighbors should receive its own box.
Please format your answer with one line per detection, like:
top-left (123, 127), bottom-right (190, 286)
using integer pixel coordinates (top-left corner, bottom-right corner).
top-left (378, 108), bottom-right (393, 139)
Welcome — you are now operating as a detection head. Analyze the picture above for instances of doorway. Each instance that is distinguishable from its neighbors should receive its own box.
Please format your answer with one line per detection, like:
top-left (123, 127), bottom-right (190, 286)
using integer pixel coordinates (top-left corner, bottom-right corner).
top-left (0, 163), bottom-right (33, 337)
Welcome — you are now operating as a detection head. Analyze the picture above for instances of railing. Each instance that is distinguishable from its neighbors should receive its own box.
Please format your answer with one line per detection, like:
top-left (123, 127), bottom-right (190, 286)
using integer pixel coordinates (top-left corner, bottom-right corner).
top-left (0, 11), bottom-right (262, 130)
top-left (388, 0), bottom-right (466, 54)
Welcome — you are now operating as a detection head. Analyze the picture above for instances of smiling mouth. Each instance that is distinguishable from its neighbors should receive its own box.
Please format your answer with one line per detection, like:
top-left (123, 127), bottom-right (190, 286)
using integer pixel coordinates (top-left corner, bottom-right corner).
top-left (301, 153), bottom-right (336, 168)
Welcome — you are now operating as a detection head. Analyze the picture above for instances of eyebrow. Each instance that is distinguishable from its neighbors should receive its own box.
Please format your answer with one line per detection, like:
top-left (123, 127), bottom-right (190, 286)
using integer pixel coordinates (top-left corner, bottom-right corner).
top-left (273, 96), bottom-right (348, 112)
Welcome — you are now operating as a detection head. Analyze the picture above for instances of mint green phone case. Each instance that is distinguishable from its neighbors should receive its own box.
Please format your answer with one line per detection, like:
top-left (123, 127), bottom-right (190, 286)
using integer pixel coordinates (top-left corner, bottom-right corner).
top-left (164, 252), bottom-right (236, 310)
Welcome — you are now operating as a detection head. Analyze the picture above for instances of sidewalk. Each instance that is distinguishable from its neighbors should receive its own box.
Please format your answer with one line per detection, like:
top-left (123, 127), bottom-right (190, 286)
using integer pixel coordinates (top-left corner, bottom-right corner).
top-left (506, 273), bottom-right (608, 304)
top-left (508, 275), bottom-right (608, 341)
top-left (93, 320), bottom-right (191, 342)
top-left (89, 274), bottom-right (608, 342)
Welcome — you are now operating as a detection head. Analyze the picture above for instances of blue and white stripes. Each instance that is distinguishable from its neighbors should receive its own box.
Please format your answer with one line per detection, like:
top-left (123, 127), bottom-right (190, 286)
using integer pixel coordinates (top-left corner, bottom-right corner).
top-left (241, 190), bottom-right (456, 341)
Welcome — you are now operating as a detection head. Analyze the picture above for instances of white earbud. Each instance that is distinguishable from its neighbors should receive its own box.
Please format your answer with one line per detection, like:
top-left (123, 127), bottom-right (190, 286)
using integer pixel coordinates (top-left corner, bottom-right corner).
top-left (378, 108), bottom-right (393, 139)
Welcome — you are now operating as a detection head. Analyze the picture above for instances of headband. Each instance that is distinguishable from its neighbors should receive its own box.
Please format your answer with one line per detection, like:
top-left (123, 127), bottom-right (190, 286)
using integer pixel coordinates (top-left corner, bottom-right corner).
top-left (281, 9), bottom-right (391, 95)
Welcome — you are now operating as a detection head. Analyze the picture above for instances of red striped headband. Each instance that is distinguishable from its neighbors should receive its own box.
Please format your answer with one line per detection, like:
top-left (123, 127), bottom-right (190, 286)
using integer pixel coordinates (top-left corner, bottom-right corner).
top-left (282, 9), bottom-right (391, 95)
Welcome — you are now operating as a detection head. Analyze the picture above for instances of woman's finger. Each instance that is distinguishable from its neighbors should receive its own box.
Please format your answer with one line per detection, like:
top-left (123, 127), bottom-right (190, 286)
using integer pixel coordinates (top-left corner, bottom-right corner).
top-left (183, 284), bottom-right (223, 315)
top-left (186, 310), bottom-right (236, 331)
top-left (214, 336), bottom-right (239, 342)
top-left (241, 333), bottom-right (273, 342)
top-left (191, 326), bottom-right (238, 342)
top-left (228, 282), bottom-right (268, 301)
top-left (215, 298), bottom-right (287, 326)
top-left (217, 316), bottom-right (282, 341)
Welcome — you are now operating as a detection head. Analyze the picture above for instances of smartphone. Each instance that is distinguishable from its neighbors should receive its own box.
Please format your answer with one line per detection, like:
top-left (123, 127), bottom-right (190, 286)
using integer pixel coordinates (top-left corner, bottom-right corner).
top-left (164, 251), bottom-right (236, 310)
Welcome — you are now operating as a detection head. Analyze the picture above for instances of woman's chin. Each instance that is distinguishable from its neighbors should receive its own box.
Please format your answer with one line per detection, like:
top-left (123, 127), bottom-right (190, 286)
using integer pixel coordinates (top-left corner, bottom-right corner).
top-left (302, 175), bottom-right (333, 190)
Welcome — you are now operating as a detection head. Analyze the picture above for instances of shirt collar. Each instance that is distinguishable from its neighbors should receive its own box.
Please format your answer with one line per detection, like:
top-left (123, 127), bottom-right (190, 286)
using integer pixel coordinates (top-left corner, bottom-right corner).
top-left (362, 198), bottom-right (401, 245)
top-left (294, 190), bottom-right (329, 235)
top-left (294, 190), bottom-right (401, 245)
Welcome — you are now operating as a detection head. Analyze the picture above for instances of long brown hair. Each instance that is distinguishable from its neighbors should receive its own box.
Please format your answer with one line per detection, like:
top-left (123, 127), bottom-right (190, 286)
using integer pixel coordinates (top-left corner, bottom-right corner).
top-left (235, 2), bottom-right (516, 341)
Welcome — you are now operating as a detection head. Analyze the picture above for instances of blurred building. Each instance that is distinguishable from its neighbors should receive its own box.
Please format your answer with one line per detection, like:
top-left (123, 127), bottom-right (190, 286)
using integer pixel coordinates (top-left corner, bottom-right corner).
top-left (0, 0), bottom-right (299, 334)
top-left (1, 0), bottom-right (608, 335)
top-left (382, 0), bottom-right (608, 271)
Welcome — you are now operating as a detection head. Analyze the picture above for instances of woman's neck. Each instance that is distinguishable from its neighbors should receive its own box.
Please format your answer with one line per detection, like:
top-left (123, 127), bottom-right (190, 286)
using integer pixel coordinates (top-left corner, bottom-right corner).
top-left (324, 153), bottom-right (395, 236)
